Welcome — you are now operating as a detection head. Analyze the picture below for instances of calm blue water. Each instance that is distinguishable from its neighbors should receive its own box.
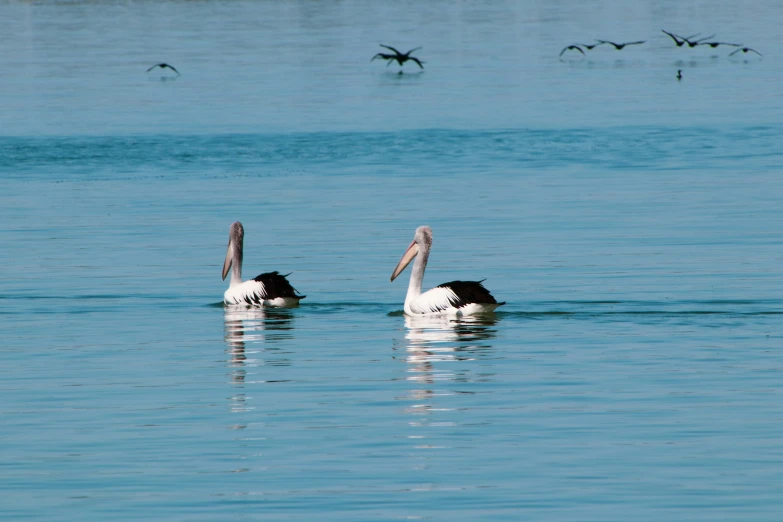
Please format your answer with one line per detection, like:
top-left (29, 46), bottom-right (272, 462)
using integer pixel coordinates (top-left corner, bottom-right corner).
top-left (3, 1), bottom-right (783, 521)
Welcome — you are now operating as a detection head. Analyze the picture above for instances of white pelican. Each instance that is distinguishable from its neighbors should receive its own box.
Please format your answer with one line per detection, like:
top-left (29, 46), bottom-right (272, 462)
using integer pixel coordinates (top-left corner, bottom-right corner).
top-left (222, 221), bottom-right (305, 307)
top-left (390, 226), bottom-right (505, 316)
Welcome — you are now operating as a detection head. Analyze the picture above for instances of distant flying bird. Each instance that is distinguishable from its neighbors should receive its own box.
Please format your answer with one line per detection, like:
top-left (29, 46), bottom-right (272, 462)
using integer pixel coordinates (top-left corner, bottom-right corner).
top-left (146, 63), bottom-right (180, 76)
top-left (677, 69), bottom-right (682, 80)
top-left (661, 30), bottom-right (709, 48)
top-left (597, 39), bottom-right (646, 50)
top-left (559, 45), bottom-right (585, 57)
top-left (685, 34), bottom-right (716, 48)
top-left (661, 30), bottom-right (699, 47)
top-left (729, 46), bottom-right (762, 57)
top-left (576, 41), bottom-right (605, 50)
top-left (371, 45), bottom-right (424, 69)
top-left (700, 41), bottom-right (742, 48)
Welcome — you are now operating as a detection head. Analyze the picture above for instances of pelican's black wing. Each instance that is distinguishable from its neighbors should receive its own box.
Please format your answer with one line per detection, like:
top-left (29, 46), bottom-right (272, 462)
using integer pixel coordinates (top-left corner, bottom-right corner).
top-left (252, 271), bottom-right (305, 299)
top-left (435, 280), bottom-right (503, 308)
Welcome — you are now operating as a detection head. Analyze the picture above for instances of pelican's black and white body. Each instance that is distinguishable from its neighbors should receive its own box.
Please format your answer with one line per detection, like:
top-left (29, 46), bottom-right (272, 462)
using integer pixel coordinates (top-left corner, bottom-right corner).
top-left (390, 226), bottom-right (504, 316)
top-left (222, 221), bottom-right (305, 308)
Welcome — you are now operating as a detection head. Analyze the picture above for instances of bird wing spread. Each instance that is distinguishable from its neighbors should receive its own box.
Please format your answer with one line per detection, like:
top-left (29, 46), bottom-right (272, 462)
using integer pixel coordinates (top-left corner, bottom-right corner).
top-left (379, 44), bottom-right (401, 55)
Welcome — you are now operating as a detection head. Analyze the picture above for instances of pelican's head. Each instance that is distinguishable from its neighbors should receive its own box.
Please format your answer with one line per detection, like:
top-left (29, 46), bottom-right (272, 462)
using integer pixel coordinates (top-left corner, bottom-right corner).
top-left (222, 221), bottom-right (244, 281)
top-left (390, 225), bottom-right (433, 282)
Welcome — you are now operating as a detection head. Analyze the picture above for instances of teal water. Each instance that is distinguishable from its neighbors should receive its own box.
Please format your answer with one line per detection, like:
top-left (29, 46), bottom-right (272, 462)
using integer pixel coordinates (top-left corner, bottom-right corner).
top-left (3, 1), bottom-right (783, 521)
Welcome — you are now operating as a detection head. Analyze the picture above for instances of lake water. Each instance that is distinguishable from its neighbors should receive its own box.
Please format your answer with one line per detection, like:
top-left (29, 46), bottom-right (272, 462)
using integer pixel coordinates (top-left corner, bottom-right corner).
top-left (2, 0), bottom-right (783, 520)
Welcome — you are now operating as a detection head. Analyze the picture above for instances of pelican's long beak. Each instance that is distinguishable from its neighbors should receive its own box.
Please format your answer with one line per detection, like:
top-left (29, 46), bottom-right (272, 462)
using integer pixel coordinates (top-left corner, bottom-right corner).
top-left (222, 239), bottom-right (233, 280)
top-left (391, 240), bottom-right (418, 282)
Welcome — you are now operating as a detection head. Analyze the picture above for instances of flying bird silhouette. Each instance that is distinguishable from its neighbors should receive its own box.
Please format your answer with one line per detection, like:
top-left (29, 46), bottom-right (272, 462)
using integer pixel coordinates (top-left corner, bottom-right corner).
top-left (371, 45), bottom-right (424, 69)
top-left (576, 42), bottom-right (605, 50)
top-left (700, 41), bottom-right (742, 48)
top-left (559, 45), bottom-right (585, 57)
top-left (597, 40), bottom-right (646, 50)
top-left (729, 46), bottom-right (762, 57)
top-left (146, 63), bottom-right (180, 75)
top-left (661, 30), bottom-right (702, 47)
top-left (684, 34), bottom-right (716, 48)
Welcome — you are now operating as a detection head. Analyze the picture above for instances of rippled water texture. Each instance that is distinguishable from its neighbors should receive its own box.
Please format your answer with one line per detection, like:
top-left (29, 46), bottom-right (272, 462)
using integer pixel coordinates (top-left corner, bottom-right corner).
top-left (2, 1), bottom-right (783, 521)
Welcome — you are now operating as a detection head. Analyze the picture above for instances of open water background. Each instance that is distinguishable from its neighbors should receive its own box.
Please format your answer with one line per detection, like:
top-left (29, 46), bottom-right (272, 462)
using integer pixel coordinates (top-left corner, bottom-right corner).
top-left (2, 0), bottom-right (783, 520)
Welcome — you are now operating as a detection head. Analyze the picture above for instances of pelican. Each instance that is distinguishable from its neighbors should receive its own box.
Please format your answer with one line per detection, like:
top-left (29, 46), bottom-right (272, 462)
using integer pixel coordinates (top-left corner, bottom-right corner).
top-left (390, 226), bottom-right (504, 316)
top-left (222, 221), bottom-right (305, 307)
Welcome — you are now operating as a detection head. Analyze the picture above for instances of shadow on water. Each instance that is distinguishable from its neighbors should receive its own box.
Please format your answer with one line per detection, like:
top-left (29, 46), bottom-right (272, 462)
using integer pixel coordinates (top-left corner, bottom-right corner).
top-left (380, 69), bottom-right (425, 82)
top-left (147, 75), bottom-right (179, 83)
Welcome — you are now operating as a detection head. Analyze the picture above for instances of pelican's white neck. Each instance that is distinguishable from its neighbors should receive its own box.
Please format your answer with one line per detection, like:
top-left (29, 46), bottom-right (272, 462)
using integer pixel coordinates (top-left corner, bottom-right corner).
top-left (405, 241), bottom-right (429, 309)
top-left (229, 239), bottom-right (244, 287)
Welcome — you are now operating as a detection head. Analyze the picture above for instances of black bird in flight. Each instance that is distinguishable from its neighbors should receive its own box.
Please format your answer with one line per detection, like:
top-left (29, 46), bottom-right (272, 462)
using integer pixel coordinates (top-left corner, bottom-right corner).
top-left (597, 39), bottom-right (646, 50)
top-left (700, 41), bottom-right (742, 48)
top-left (661, 30), bottom-right (702, 47)
top-left (684, 34), bottom-right (716, 48)
top-left (729, 46), bottom-right (762, 57)
top-left (559, 45), bottom-right (585, 57)
top-left (576, 41), bottom-right (605, 50)
top-left (676, 69), bottom-right (682, 80)
top-left (371, 45), bottom-right (424, 69)
top-left (147, 63), bottom-right (180, 76)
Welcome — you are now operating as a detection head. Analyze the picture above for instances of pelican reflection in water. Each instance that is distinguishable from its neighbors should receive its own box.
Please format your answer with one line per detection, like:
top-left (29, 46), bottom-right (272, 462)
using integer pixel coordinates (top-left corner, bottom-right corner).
top-left (397, 314), bottom-right (498, 410)
top-left (224, 307), bottom-right (295, 415)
